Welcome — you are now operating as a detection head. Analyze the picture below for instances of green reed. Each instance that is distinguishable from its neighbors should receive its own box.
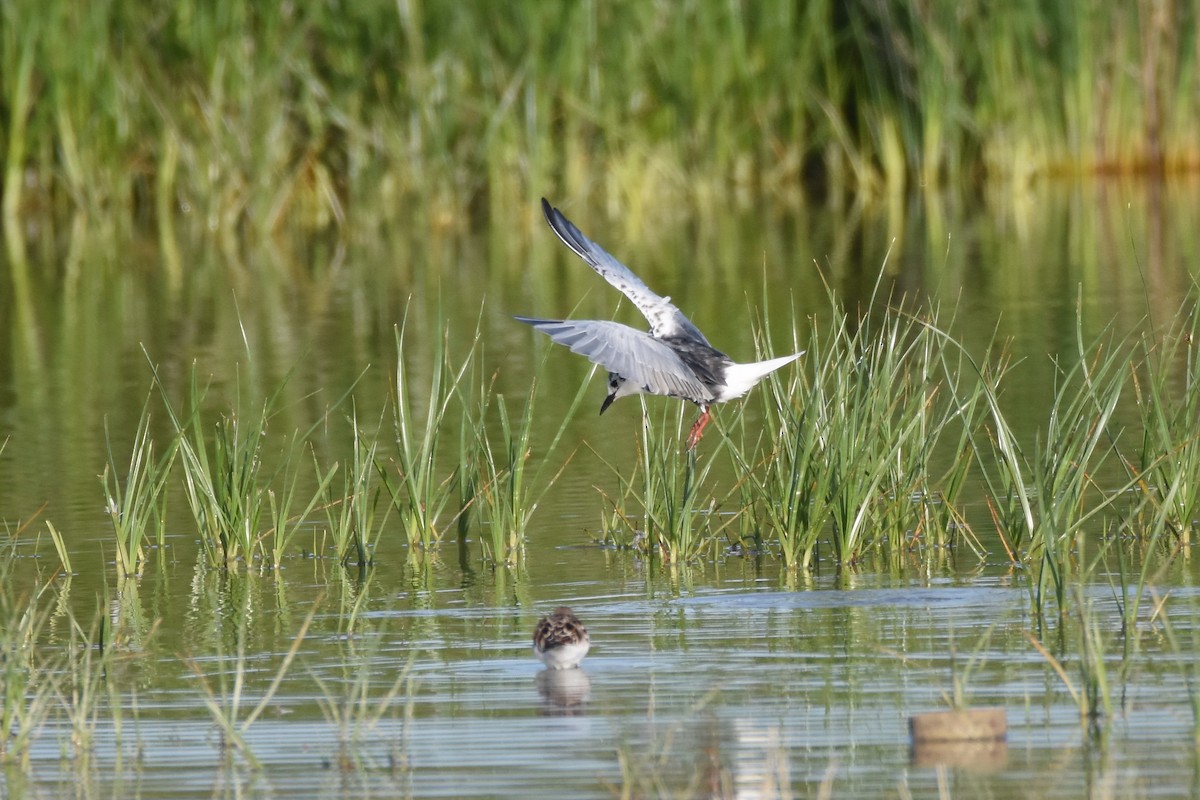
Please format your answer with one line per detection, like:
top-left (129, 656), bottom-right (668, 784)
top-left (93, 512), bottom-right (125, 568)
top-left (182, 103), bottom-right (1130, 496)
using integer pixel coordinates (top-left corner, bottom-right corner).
top-left (149, 349), bottom-right (353, 570)
top-left (638, 406), bottom-right (710, 564)
top-left (739, 319), bottom-right (838, 571)
top-left (157, 364), bottom-right (278, 570)
top-left (946, 343), bottom-right (1036, 560)
top-left (474, 388), bottom-right (532, 566)
top-left (380, 308), bottom-right (480, 551)
top-left (265, 439), bottom-right (339, 569)
top-left (1027, 319), bottom-right (1137, 621)
top-left (101, 393), bottom-right (176, 578)
top-left (6, 1), bottom-right (1195, 242)
top-left (821, 304), bottom-right (971, 563)
top-left (745, 293), bottom-right (983, 569)
top-left (1133, 296), bottom-right (1200, 543)
top-left (474, 374), bottom-right (586, 567)
top-left (618, 402), bottom-right (740, 564)
top-left (320, 409), bottom-right (390, 567)
top-left (1119, 299), bottom-right (1200, 639)
top-left (42, 521), bottom-right (72, 577)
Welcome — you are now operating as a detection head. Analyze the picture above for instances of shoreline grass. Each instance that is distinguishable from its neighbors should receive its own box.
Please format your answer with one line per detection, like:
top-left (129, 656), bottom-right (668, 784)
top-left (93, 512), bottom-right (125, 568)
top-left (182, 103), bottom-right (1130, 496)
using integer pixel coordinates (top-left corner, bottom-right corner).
top-left (3, 1), bottom-right (1198, 242)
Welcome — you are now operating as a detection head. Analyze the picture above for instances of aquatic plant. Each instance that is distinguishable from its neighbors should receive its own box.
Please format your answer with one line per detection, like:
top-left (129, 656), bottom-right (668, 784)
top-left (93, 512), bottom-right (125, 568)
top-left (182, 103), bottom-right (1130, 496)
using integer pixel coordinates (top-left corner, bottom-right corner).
top-left (473, 375), bottom-right (586, 567)
top-left (744, 291), bottom-right (983, 570)
top-left (944, 341), bottom-right (1035, 560)
top-left (101, 393), bottom-right (176, 577)
top-left (737, 318), bottom-right (839, 571)
top-left (379, 306), bottom-right (480, 551)
top-left (158, 364), bottom-right (279, 570)
top-left (1133, 295), bottom-right (1200, 543)
top-left (1023, 316), bottom-right (1139, 622)
top-left (631, 402), bottom-right (741, 564)
top-left (265, 439), bottom-right (340, 569)
top-left (149, 350), bottom-right (356, 570)
top-left (42, 521), bottom-right (72, 577)
top-left (320, 409), bottom-right (391, 567)
top-left (4, 0), bottom-right (1194, 238)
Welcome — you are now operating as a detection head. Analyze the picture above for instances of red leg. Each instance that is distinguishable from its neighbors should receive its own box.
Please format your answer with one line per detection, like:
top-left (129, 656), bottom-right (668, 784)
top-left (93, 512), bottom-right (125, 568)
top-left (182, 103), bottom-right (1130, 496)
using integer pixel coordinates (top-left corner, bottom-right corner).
top-left (687, 407), bottom-right (712, 450)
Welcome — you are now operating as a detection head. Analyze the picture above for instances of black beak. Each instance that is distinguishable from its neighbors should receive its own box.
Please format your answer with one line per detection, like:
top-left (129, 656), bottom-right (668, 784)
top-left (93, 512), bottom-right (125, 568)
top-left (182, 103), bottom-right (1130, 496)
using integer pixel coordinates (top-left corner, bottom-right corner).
top-left (599, 393), bottom-right (616, 416)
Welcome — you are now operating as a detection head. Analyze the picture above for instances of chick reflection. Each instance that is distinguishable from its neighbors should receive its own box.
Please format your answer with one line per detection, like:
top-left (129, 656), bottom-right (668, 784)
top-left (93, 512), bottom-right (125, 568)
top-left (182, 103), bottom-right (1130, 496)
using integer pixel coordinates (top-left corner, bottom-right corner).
top-left (536, 667), bottom-right (592, 714)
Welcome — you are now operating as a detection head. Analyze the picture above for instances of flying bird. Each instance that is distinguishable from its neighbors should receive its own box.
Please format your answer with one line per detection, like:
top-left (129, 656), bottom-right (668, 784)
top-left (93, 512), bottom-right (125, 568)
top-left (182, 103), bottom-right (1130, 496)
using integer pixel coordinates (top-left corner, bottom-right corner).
top-left (516, 198), bottom-right (803, 449)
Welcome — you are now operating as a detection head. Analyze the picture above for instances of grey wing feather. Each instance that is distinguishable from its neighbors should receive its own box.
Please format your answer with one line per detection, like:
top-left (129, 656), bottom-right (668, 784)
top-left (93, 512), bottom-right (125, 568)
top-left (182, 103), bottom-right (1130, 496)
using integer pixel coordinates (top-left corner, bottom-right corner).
top-left (515, 317), bottom-right (715, 402)
top-left (541, 199), bottom-right (710, 345)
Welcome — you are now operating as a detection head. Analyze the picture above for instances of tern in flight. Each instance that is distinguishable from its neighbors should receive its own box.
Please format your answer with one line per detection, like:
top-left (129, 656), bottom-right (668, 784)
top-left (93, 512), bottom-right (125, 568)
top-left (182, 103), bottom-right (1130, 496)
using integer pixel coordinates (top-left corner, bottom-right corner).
top-left (516, 198), bottom-right (803, 450)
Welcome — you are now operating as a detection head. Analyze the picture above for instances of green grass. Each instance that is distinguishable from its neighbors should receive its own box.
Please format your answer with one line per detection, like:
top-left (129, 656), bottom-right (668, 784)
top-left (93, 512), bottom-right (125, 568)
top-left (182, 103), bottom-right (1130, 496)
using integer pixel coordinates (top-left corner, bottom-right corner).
top-left (156, 363), bottom-right (282, 570)
top-left (591, 399), bottom-right (747, 565)
top-left (1025, 318), bottom-right (1135, 624)
top-left (102, 392), bottom-right (176, 578)
top-left (1134, 297), bottom-right (1200, 541)
top-left (741, 288), bottom-right (985, 570)
top-left (473, 375), bottom-right (586, 567)
top-left (380, 307), bottom-right (480, 551)
top-left (320, 407), bottom-right (391, 567)
top-left (60, 275), bottom-right (1193, 614)
top-left (3, 1), bottom-right (1197, 240)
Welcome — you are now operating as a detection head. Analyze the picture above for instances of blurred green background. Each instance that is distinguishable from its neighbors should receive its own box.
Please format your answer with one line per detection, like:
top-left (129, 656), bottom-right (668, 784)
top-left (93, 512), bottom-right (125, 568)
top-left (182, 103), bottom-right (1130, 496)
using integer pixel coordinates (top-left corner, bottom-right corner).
top-left (3, 0), bottom-right (1196, 241)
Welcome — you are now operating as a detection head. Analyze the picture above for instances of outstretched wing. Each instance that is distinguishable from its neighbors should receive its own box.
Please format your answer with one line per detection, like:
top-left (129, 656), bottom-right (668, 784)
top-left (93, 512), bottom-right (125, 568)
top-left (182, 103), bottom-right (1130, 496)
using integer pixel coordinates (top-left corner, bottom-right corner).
top-left (515, 317), bottom-right (715, 402)
top-left (541, 198), bottom-right (710, 345)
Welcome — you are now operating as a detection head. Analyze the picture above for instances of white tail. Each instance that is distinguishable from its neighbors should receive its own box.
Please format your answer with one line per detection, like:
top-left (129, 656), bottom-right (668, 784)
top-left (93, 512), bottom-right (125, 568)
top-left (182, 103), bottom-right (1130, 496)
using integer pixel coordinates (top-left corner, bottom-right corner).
top-left (717, 352), bottom-right (805, 401)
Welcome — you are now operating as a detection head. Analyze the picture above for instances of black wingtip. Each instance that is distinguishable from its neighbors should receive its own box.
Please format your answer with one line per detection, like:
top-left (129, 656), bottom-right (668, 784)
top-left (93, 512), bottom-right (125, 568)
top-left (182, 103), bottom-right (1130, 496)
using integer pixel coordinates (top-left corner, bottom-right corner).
top-left (541, 197), bottom-right (575, 235)
top-left (513, 315), bottom-right (564, 328)
top-left (539, 197), bottom-right (580, 251)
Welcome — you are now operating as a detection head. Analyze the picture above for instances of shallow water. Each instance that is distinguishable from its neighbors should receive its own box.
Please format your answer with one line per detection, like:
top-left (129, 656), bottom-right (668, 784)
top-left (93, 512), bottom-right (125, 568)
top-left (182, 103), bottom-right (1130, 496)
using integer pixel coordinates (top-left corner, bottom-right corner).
top-left (4, 182), bottom-right (1200, 797)
top-left (15, 573), bottom-right (1200, 798)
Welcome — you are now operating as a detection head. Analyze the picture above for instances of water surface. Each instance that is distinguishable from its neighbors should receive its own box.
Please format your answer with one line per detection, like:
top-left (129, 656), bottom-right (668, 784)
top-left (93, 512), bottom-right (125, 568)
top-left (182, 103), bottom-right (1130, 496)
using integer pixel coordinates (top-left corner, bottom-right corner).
top-left (3, 182), bottom-right (1200, 797)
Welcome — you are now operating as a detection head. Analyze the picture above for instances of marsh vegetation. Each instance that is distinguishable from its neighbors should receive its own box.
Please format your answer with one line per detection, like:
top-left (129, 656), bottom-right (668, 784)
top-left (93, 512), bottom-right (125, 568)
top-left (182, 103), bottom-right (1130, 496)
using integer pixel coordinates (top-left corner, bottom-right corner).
top-left (3, 1), bottom-right (1200, 796)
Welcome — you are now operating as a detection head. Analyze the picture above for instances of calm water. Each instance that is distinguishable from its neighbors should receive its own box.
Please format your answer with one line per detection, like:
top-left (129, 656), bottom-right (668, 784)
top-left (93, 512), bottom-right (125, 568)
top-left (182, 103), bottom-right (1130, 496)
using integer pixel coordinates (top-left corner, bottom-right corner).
top-left (4, 181), bottom-right (1200, 797)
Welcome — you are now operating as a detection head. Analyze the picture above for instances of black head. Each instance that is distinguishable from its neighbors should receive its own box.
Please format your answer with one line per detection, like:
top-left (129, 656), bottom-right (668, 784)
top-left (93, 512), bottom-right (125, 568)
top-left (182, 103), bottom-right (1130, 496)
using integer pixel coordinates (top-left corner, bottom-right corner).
top-left (599, 373), bottom-right (621, 415)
